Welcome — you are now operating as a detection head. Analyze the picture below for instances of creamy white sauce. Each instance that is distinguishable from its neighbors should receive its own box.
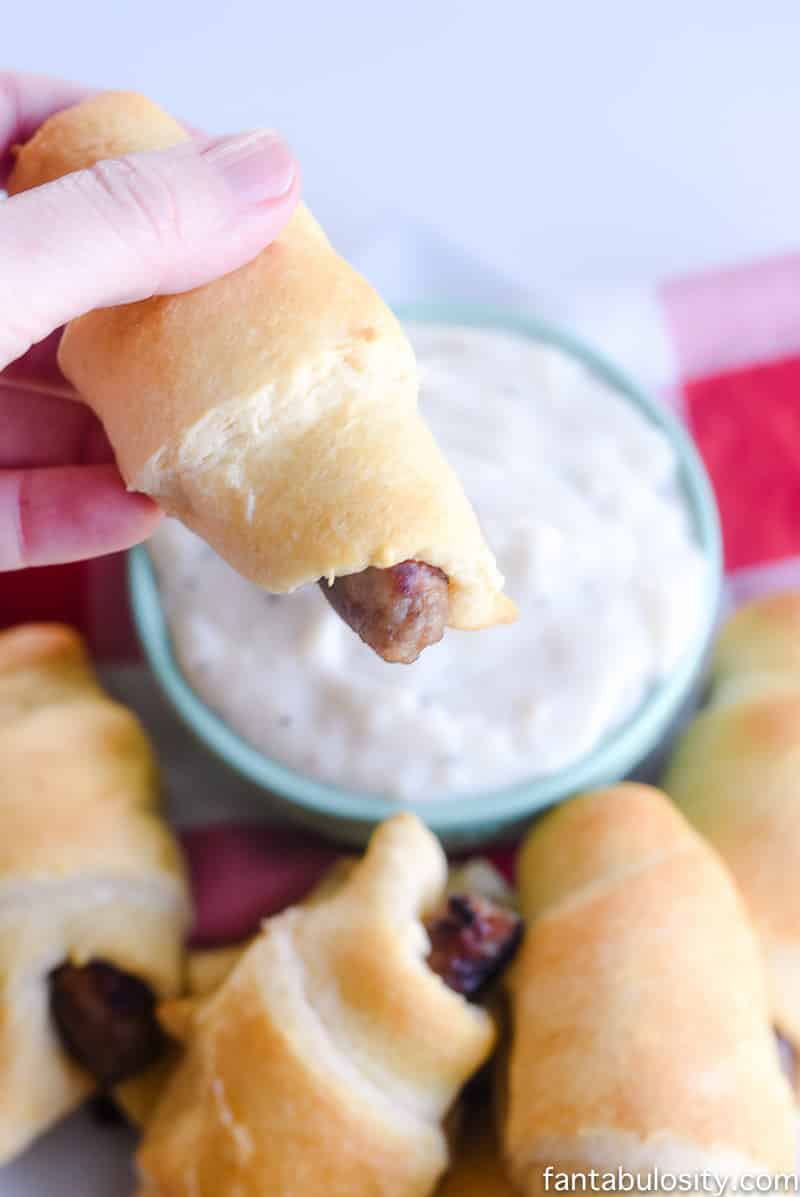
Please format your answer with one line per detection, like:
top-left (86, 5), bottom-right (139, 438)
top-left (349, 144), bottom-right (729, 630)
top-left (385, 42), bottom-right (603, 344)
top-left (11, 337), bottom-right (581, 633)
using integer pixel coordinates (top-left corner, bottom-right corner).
top-left (148, 324), bottom-right (708, 800)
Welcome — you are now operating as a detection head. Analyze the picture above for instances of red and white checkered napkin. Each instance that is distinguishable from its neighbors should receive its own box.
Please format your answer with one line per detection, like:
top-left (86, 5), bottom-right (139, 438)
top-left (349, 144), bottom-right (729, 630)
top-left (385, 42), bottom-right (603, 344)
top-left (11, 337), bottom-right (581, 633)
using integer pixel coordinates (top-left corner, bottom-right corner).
top-left (3, 252), bottom-right (800, 943)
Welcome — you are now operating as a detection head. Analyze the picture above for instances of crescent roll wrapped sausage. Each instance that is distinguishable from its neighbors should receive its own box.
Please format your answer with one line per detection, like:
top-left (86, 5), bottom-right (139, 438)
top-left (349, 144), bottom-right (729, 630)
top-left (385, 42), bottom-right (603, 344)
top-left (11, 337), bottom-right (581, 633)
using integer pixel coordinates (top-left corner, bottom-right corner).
top-left (504, 784), bottom-right (795, 1192)
top-left (0, 624), bottom-right (190, 1163)
top-left (8, 93), bottom-right (515, 662)
top-left (135, 814), bottom-right (498, 1196)
top-left (662, 592), bottom-right (800, 1058)
top-left (118, 859), bottom-right (520, 1131)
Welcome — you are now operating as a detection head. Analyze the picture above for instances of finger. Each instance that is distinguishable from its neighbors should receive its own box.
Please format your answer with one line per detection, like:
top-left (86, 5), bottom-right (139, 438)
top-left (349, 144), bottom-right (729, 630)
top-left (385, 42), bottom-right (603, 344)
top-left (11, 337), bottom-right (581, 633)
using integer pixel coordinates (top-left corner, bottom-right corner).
top-left (0, 130), bottom-right (300, 369)
top-left (0, 464), bottom-right (162, 570)
top-left (1, 140), bottom-right (211, 395)
top-left (0, 330), bottom-right (74, 397)
top-left (0, 386), bottom-right (113, 467)
top-left (0, 72), bottom-right (90, 183)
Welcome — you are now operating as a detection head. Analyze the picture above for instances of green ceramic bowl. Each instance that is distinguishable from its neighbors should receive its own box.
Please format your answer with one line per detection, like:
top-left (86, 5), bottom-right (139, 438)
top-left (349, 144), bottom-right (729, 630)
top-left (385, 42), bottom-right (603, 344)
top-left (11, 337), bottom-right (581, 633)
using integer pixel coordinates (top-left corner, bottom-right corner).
top-left (128, 303), bottom-right (722, 849)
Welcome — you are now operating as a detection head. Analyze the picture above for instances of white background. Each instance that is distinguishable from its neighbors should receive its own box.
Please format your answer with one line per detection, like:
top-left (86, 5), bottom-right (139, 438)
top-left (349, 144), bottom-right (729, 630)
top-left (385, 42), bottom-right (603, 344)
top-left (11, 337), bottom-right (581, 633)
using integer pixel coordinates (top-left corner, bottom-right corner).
top-left (3, 1), bottom-right (800, 1191)
top-left (9, 1), bottom-right (800, 292)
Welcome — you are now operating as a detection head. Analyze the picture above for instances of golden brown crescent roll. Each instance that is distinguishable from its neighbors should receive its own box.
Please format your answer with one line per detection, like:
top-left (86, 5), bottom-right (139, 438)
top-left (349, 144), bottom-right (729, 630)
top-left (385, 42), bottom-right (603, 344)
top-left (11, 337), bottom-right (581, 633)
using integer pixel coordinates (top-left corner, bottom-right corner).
top-left (504, 784), bottom-right (795, 1192)
top-left (135, 813), bottom-right (496, 1196)
top-left (119, 857), bottom-right (518, 1130)
top-left (8, 93), bottom-right (515, 655)
top-left (662, 592), bottom-right (800, 1057)
top-left (0, 624), bottom-right (190, 1164)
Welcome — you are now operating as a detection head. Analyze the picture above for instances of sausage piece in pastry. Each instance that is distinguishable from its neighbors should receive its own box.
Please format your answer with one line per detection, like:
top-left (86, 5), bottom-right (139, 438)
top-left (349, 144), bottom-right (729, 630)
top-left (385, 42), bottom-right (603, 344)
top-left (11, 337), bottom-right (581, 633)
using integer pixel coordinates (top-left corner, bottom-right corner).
top-left (119, 860), bottom-right (520, 1131)
top-left (8, 93), bottom-right (516, 663)
top-left (0, 624), bottom-right (190, 1163)
top-left (136, 814), bottom-right (499, 1196)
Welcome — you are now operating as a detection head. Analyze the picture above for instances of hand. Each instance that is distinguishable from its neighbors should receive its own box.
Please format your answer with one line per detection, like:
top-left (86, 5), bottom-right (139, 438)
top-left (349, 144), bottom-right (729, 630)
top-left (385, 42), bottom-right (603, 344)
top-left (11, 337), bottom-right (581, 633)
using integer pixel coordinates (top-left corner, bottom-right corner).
top-left (0, 72), bottom-right (299, 570)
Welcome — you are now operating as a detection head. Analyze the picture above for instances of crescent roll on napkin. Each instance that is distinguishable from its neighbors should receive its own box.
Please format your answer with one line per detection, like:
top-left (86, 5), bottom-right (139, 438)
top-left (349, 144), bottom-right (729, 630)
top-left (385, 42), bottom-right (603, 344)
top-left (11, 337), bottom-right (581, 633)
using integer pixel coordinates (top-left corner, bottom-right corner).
top-left (8, 93), bottom-right (515, 664)
top-left (504, 784), bottom-right (795, 1192)
top-left (135, 814), bottom-right (510, 1197)
top-left (0, 624), bottom-right (190, 1163)
top-left (663, 593), bottom-right (800, 1058)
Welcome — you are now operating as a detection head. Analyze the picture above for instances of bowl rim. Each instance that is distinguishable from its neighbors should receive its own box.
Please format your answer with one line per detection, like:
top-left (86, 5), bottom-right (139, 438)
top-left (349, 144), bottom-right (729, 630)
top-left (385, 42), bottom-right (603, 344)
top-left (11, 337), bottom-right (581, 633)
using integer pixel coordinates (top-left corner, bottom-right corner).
top-left (127, 301), bottom-right (723, 836)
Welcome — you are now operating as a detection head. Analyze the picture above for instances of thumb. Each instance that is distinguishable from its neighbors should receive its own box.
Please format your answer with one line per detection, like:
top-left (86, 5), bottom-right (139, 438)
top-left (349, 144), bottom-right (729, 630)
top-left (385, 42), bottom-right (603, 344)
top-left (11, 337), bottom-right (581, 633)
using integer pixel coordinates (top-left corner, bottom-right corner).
top-left (0, 131), bottom-right (299, 369)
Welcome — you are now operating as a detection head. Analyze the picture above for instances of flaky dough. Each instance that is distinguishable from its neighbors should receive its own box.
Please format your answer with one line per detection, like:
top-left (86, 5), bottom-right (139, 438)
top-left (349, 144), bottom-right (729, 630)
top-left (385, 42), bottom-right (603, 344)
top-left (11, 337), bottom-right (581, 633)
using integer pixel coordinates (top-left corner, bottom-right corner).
top-left (504, 784), bottom-right (795, 1192)
top-left (663, 592), bottom-right (800, 1060)
top-left (0, 624), bottom-right (189, 1164)
top-left (8, 93), bottom-right (515, 632)
top-left (135, 814), bottom-right (495, 1196)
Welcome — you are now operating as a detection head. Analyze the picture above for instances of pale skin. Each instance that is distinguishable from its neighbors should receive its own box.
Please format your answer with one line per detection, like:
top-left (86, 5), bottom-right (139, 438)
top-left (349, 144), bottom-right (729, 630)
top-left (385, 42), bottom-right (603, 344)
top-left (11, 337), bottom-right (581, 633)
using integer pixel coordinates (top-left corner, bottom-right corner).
top-left (0, 72), bottom-right (300, 570)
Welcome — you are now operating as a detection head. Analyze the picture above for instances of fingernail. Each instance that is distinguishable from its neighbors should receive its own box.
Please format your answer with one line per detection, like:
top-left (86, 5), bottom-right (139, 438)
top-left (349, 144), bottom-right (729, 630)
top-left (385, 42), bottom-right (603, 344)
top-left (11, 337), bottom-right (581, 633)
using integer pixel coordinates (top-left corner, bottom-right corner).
top-left (203, 130), bottom-right (296, 204)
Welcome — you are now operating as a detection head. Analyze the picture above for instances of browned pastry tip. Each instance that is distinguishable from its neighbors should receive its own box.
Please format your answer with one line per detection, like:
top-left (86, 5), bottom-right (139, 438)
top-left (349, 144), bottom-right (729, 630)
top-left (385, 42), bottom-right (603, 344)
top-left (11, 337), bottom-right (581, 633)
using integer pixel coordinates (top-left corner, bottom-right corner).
top-left (425, 894), bottom-right (523, 999)
top-left (320, 560), bottom-right (449, 663)
top-left (50, 960), bottom-right (167, 1089)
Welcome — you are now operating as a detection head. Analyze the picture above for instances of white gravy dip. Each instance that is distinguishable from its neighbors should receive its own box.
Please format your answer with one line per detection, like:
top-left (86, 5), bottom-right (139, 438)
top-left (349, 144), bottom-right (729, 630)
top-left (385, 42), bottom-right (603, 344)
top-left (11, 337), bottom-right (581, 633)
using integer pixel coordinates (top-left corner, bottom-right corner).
top-left (148, 323), bottom-right (708, 800)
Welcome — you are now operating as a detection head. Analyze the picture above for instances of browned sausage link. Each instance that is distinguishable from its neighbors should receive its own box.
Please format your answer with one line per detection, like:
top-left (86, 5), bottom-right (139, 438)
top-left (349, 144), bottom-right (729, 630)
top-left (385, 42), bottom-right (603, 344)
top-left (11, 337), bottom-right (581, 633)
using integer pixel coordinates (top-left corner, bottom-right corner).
top-left (49, 960), bottom-right (167, 1088)
top-left (424, 894), bottom-right (523, 1000)
top-left (320, 561), bottom-right (449, 664)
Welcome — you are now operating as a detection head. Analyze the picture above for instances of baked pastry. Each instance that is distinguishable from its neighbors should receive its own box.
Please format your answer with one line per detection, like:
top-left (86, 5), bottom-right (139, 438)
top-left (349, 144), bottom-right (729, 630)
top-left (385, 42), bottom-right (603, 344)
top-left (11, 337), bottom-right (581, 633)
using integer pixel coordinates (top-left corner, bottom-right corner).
top-left (119, 857), bottom-right (520, 1130)
top-left (135, 814), bottom-right (507, 1196)
top-left (662, 592), bottom-right (800, 1058)
top-left (504, 783), bottom-right (795, 1191)
top-left (0, 624), bottom-right (190, 1163)
top-left (8, 93), bottom-right (515, 663)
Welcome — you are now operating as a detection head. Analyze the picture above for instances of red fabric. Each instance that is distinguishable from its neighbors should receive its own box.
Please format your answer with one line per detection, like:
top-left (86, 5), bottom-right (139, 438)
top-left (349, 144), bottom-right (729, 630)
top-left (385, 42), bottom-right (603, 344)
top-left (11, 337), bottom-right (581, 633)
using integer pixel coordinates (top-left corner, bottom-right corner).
top-left (0, 561), bottom-right (88, 631)
top-left (181, 823), bottom-right (340, 946)
top-left (84, 553), bottom-right (141, 661)
top-left (685, 354), bottom-right (800, 571)
top-left (0, 553), bottom-right (138, 657)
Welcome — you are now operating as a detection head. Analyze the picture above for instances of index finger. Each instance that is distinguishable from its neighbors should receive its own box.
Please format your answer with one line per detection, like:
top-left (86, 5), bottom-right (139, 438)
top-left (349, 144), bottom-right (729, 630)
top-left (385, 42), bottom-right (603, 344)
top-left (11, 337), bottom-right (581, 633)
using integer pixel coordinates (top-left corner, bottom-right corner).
top-left (0, 72), bottom-right (90, 183)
